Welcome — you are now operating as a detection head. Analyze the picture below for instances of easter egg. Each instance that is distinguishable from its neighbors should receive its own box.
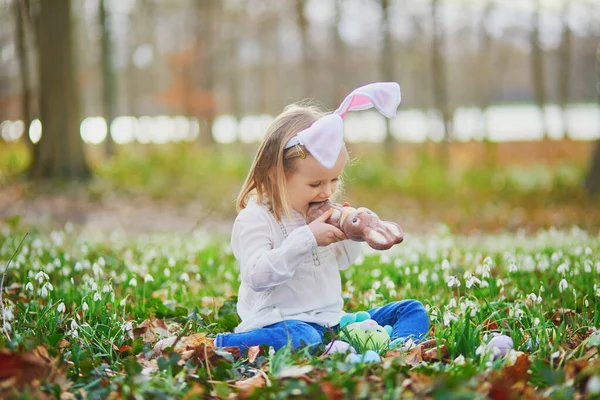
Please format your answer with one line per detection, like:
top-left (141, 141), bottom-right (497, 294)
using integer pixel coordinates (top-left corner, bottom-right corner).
top-left (486, 334), bottom-right (513, 357)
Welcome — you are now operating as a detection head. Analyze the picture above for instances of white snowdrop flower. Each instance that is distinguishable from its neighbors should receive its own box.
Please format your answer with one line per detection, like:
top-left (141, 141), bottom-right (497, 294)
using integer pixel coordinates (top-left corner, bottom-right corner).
top-left (404, 267), bottom-right (411, 275)
top-left (57, 302), bottom-right (66, 313)
top-left (481, 280), bottom-right (490, 288)
top-left (35, 271), bottom-right (49, 283)
top-left (551, 350), bottom-right (561, 359)
top-left (481, 264), bottom-right (491, 279)
top-left (69, 329), bottom-right (79, 338)
top-left (371, 269), bottom-right (381, 278)
top-left (508, 262), bottom-right (518, 273)
top-left (4, 306), bottom-right (14, 321)
top-left (585, 299), bottom-right (589, 307)
top-left (163, 268), bottom-right (171, 277)
top-left (441, 259), bottom-right (450, 271)
top-left (496, 278), bottom-right (505, 287)
top-left (431, 272), bottom-right (439, 282)
top-left (25, 282), bottom-right (34, 291)
top-left (71, 320), bottom-right (79, 330)
top-left (533, 317), bottom-right (540, 326)
top-left (144, 274), bottom-right (154, 283)
top-left (527, 293), bottom-right (538, 303)
top-left (539, 285), bottom-right (545, 293)
top-left (483, 256), bottom-right (493, 265)
top-left (584, 260), bottom-right (592, 273)
top-left (40, 286), bottom-right (48, 298)
top-left (536, 295), bottom-right (542, 304)
top-left (372, 281), bottom-right (381, 291)
top-left (507, 349), bottom-right (518, 365)
top-left (180, 272), bottom-right (190, 282)
top-left (93, 292), bottom-right (102, 302)
top-left (102, 284), bottom-right (112, 293)
top-left (393, 258), bottom-right (401, 267)
top-left (587, 375), bottom-right (600, 395)
top-left (557, 263), bottom-right (569, 275)
top-left (475, 344), bottom-right (486, 356)
top-left (82, 302), bottom-right (89, 311)
top-left (168, 257), bottom-right (176, 267)
top-left (443, 312), bottom-right (458, 326)
top-left (389, 289), bottom-right (397, 298)
top-left (448, 298), bottom-right (457, 308)
top-left (447, 276), bottom-right (461, 288)
top-left (224, 271), bottom-right (234, 281)
top-left (385, 279), bottom-right (395, 290)
top-left (454, 355), bottom-right (465, 365)
top-left (551, 252), bottom-right (561, 263)
top-left (418, 272), bottom-right (428, 284)
top-left (74, 262), bottom-right (83, 271)
top-left (559, 279), bottom-right (568, 293)
top-left (98, 257), bottom-right (105, 267)
top-left (91, 282), bottom-right (98, 291)
top-left (380, 255), bottom-right (391, 264)
top-left (128, 278), bottom-right (137, 287)
top-left (119, 297), bottom-right (128, 307)
top-left (92, 263), bottom-right (102, 276)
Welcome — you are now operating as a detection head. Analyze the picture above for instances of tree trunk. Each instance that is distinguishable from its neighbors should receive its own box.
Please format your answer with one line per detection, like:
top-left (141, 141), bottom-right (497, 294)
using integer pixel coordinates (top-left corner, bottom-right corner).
top-left (14, 0), bottom-right (34, 150)
top-left (331, 0), bottom-right (347, 105)
top-left (380, 0), bottom-right (396, 159)
top-left (531, 0), bottom-right (547, 137)
top-left (99, 0), bottom-right (116, 157)
top-left (583, 43), bottom-right (600, 195)
top-left (557, 0), bottom-right (572, 138)
top-left (296, 0), bottom-right (312, 98)
top-left (30, 0), bottom-right (90, 180)
top-left (478, 0), bottom-right (496, 168)
top-left (431, 0), bottom-right (451, 165)
top-left (196, 1), bottom-right (216, 145)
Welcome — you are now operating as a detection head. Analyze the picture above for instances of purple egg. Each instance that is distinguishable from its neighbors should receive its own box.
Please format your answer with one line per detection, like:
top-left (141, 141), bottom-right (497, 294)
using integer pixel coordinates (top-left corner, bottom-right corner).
top-left (486, 334), bottom-right (513, 357)
top-left (323, 340), bottom-right (357, 355)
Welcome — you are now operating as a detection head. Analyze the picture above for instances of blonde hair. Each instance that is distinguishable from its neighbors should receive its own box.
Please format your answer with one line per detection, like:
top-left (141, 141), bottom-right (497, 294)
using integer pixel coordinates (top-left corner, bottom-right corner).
top-left (236, 103), bottom-right (327, 221)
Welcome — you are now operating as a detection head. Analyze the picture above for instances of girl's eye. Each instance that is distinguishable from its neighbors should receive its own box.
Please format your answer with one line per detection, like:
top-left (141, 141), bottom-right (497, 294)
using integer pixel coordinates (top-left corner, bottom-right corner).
top-left (309, 183), bottom-right (320, 188)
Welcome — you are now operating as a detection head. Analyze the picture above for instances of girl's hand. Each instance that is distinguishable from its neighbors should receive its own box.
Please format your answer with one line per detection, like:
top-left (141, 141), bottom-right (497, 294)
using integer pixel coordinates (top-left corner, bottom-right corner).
top-left (308, 208), bottom-right (348, 246)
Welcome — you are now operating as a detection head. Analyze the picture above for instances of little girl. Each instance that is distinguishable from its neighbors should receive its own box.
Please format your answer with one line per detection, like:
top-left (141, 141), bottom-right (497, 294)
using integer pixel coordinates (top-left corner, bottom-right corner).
top-left (214, 83), bottom-right (429, 351)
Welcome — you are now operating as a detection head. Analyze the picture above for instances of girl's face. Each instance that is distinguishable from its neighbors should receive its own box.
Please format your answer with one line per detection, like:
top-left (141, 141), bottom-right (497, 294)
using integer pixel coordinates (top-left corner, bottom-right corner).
top-left (285, 149), bottom-right (347, 216)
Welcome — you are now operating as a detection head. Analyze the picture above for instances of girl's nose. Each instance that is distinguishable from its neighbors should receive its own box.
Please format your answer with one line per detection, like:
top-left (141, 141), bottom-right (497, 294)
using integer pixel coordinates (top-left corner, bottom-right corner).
top-left (323, 185), bottom-right (333, 197)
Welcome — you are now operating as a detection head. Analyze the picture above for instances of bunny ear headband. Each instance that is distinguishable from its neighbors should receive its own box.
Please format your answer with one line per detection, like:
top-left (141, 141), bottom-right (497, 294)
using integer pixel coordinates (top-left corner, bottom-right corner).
top-left (284, 82), bottom-right (401, 169)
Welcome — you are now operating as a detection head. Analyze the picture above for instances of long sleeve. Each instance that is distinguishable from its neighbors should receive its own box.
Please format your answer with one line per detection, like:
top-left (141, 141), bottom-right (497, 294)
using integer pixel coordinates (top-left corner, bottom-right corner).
top-left (231, 207), bottom-right (317, 292)
top-left (331, 240), bottom-right (362, 270)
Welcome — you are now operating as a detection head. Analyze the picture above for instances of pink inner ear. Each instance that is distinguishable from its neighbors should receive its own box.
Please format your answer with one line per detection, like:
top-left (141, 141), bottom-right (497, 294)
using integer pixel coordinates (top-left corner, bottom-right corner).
top-left (339, 95), bottom-right (372, 118)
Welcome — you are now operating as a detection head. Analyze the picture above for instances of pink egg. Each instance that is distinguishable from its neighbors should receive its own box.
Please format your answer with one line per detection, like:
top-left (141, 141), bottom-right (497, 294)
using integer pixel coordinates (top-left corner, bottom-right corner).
top-left (323, 340), bottom-right (357, 355)
top-left (486, 334), bottom-right (514, 357)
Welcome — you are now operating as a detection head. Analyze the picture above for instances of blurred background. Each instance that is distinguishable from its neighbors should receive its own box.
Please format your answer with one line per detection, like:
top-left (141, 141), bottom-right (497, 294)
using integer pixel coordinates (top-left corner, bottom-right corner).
top-left (0, 0), bottom-right (599, 235)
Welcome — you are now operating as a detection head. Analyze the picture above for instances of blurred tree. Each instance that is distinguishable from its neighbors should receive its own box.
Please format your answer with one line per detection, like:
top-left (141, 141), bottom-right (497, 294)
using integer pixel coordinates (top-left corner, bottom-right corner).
top-left (431, 0), bottom-right (452, 164)
top-left (476, 0), bottom-right (496, 167)
top-left (380, 0), bottom-right (395, 157)
top-left (296, 0), bottom-right (312, 98)
top-left (331, 0), bottom-right (348, 103)
top-left (531, 0), bottom-right (547, 137)
top-left (583, 44), bottom-right (600, 195)
top-left (30, 0), bottom-right (90, 179)
top-left (99, 0), bottom-right (116, 157)
top-left (195, 0), bottom-right (217, 144)
top-left (13, 0), bottom-right (34, 150)
top-left (557, 0), bottom-right (572, 138)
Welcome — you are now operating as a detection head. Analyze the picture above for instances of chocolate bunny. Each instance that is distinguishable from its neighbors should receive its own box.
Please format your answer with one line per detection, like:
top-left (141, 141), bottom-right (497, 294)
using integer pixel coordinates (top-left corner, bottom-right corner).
top-left (306, 200), bottom-right (404, 250)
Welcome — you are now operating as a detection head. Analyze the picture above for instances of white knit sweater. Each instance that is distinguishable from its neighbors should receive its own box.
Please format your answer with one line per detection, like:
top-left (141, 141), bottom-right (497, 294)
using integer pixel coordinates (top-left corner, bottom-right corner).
top-left (231, 198), bottom-right (363, 333)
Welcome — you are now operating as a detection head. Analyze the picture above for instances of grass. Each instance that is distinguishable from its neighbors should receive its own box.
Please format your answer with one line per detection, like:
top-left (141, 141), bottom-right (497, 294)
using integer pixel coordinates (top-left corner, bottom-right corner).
top-left (0, 220), bottom-right (598, 398)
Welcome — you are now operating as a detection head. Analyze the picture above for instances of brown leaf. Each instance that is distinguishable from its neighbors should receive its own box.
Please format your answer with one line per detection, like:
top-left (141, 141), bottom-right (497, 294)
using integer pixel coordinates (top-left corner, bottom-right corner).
top-left (133, 318), bottom-right (170, 344)
top-left (500, 352), bottom-right (531, 383)
top-left (402, 372), bottom-right (433, 394)
top-left (58, 339), bottom-right (71, 348)
top-left (235, 373), bottom-right (266, 398)
top-left (0, 346), bottom-right (69, 398)
top-left (420, 338), bottom-right (449, 362)
top-left (405, 346), bottom-right (423, 367)
top-left (247, 346), bottom-right (261, 363)
top-left (181, 383), bottom-right (205, 399)
top-left (320, 381), bottom-right (344, 400)
top-left (119, 346), bottom-right (132, 354)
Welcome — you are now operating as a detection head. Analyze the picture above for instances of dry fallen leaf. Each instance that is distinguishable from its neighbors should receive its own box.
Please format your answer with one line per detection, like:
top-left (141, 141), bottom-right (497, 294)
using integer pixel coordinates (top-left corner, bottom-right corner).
top-left (235, 373), bottom-right (266, 398)
top-left (133, 318), bottom-right (170, 344)
top-left (247, 346), bottom-right (261, 363)
top-left (0, 346), bottom-right (69, 398)
top-left (320, 381), bottom-right (344, 400)
top-left (405, 345), bottom-right (423, 367)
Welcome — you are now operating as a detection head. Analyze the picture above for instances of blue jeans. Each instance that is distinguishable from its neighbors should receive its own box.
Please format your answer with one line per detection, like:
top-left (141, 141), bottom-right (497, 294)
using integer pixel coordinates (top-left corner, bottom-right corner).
top-left (214, 300), bottom-right (429, 351)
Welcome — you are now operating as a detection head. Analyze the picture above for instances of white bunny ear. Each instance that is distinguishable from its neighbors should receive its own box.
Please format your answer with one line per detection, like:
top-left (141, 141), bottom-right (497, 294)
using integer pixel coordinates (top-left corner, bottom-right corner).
top-left (295, 114), bottom-right (344, 169)
top-left (334, 82), bottom-right (401, 119)
top-left (284, 82), bottom-right (402, 169)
